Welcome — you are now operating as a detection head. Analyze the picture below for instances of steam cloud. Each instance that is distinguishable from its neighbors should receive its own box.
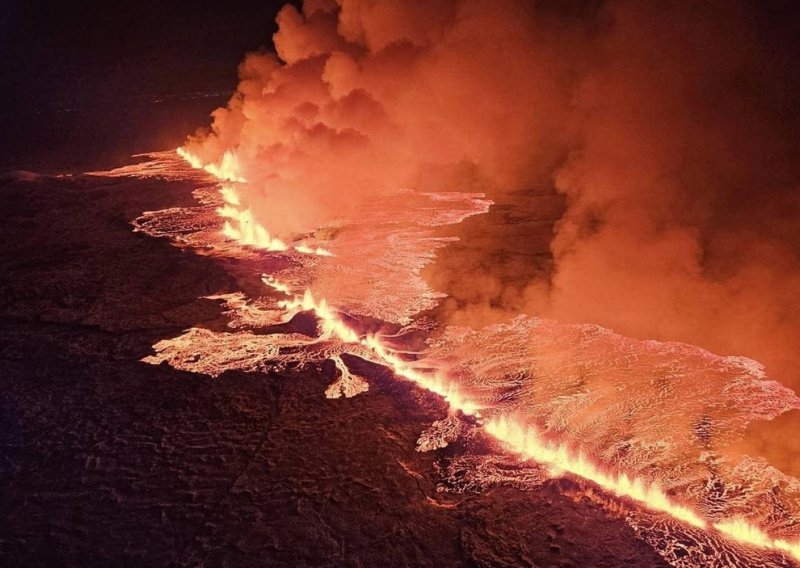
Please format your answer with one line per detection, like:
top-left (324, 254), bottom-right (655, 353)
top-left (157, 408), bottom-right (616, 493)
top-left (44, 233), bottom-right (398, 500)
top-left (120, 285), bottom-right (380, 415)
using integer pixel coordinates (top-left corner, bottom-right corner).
top-left (185, 0), bottom-right (800, 412)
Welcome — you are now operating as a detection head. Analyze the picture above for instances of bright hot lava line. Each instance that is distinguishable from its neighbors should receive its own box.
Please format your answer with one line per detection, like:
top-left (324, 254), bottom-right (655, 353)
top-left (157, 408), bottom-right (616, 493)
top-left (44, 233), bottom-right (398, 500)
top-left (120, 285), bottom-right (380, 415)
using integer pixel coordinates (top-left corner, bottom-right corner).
top-left (177, 147), bottom-right (332, 256)
top-left (179, 148), bottom-right (800, 563)
top-left (262, 274), bottom-right (800, 562)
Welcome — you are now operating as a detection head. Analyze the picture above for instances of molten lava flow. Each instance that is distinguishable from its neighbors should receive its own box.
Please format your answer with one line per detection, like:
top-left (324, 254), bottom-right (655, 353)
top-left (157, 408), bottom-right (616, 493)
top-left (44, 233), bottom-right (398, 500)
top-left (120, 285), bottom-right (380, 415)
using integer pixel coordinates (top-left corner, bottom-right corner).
top-left (262, 275), bottom-right (477, 415)
top-left (262, 272), bottom-right (800, 563)
top-left (714, 518), bottom-right (800, 562)
top-left (485, 415), bottom-right (705, 527)
top-left (177, 147), bottom-right (331, 256)
top-left (172, 146), bottom-right (800, 564)
top-left (488, 416), bottom-right (800, 558)
top-left (326, 354), bottom-right (369, 399)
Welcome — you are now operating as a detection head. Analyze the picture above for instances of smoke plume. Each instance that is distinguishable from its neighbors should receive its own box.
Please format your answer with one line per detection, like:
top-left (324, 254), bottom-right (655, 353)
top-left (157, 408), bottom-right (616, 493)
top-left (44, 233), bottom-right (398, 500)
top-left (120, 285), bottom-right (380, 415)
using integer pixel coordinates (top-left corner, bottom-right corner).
top-left (185, 0), bottom-right (800, 396)
top-left (182, 0), bottom-right (589, 235)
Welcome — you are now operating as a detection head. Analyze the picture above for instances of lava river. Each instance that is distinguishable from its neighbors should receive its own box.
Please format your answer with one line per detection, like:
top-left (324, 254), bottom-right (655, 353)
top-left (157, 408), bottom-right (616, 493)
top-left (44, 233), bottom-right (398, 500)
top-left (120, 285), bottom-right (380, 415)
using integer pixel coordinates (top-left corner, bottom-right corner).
top-left (92, 149), bottom-right (800, 567)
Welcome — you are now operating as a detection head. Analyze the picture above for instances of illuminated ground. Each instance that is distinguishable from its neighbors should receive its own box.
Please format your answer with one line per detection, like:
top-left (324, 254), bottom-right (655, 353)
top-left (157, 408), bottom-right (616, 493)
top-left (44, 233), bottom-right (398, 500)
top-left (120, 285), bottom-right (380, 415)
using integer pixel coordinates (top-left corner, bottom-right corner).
top-left (0, 171), bottom-right (670, 566)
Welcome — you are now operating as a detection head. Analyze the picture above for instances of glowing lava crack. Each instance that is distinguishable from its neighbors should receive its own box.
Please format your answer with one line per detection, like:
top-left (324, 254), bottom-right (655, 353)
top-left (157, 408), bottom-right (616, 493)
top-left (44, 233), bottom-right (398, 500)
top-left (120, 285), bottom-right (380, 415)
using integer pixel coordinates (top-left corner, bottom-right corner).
top-left (265, 273), bottom-right (800, 563)
top-left (171, 147), bottom-right (800, 564)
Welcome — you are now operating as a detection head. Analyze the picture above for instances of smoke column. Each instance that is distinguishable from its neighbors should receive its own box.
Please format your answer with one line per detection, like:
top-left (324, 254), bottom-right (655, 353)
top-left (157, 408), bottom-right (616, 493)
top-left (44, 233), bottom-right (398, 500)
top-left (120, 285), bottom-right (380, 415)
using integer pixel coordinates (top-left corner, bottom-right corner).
top-left (181, 0), bottom-right (589, 235)
top-left (184, 0), bottom-right (800, 468)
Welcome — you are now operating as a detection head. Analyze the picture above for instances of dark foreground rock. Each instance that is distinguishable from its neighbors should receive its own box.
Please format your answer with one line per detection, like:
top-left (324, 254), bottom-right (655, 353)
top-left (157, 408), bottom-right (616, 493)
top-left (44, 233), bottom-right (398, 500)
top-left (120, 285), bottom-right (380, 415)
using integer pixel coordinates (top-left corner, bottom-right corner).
top-left (0, 171), bottom-right (667, 567)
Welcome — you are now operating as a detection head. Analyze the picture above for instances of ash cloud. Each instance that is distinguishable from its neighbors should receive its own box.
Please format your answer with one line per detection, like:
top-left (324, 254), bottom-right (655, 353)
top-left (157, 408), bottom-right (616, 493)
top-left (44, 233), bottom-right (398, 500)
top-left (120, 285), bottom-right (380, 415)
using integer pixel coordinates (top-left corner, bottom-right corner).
top-left (186, 0), bottom-right (800, 395)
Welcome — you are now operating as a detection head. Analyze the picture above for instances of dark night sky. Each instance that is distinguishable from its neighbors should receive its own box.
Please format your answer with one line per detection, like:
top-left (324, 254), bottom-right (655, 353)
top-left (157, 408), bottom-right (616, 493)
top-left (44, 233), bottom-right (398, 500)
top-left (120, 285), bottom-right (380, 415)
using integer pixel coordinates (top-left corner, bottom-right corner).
top-left (0, 0), bottom-right (293, 172)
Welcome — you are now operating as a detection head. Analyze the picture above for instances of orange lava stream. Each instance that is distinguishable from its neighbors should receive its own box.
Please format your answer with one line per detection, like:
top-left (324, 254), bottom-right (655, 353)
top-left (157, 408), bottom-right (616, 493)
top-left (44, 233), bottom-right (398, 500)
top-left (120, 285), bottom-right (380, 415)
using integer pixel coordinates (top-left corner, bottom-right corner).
top-left (485, 415), bottom-right (705, 527)
top-left (180, 147), bottom-right (800, 563)
top-left (264, 277), bottom-right (704, 519)
top-left (262, 276), bottom-right (478, 415)
top-left (268, 277), bottom-right (800, 562)
top-left (714, 519), bottom-right (800, 562)
top-left (487, 419), bottom-right (800, 559)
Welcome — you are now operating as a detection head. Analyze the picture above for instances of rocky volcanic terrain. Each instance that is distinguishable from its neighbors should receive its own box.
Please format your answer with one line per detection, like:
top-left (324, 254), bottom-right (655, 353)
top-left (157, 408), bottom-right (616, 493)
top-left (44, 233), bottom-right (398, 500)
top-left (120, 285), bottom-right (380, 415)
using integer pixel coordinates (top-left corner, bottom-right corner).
top-left (0, 169), bottom-right (671, 566)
